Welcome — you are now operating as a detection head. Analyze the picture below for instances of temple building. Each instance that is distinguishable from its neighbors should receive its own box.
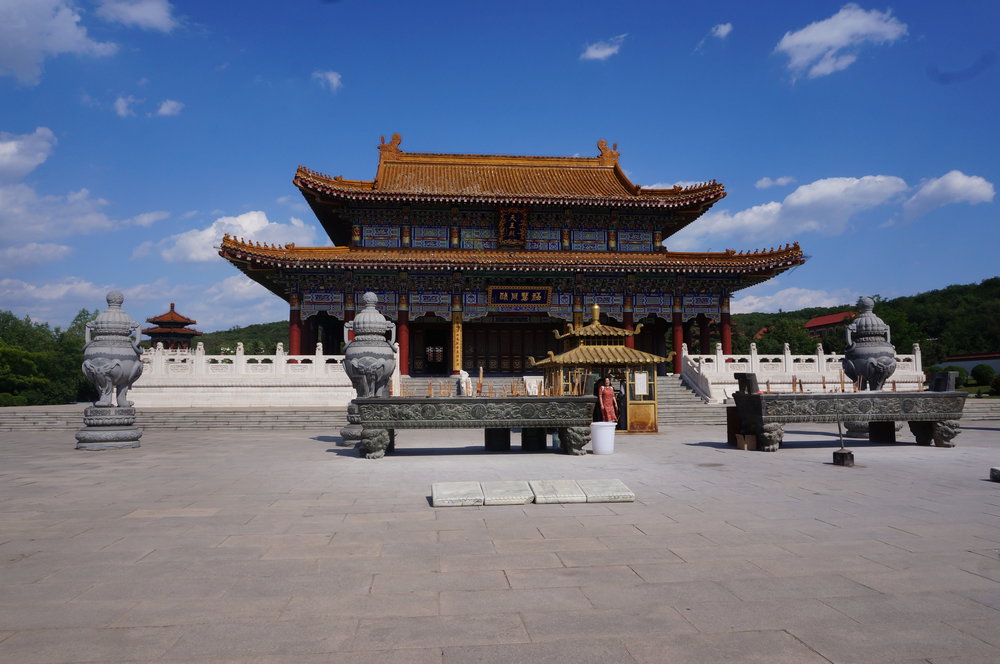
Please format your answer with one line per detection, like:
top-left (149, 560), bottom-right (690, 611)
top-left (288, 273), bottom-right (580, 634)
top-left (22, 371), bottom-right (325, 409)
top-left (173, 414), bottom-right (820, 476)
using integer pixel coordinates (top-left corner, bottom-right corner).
top-left (142, 303), bottom-right (203, 350)
top-left (219, 136), bottom-right (805, 376)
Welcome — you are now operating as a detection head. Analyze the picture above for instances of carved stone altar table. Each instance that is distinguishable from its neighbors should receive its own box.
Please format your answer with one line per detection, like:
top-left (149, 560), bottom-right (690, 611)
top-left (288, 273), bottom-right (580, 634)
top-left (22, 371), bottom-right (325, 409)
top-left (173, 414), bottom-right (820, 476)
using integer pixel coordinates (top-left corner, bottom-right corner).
top-left (353, 396), bottom-right (597, 459)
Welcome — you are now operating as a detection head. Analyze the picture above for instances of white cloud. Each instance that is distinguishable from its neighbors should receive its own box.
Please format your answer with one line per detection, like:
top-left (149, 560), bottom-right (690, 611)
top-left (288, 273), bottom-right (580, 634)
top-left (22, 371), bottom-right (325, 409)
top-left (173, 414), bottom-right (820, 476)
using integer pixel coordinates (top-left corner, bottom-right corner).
top-left (312, 70), bottom-right (343, 92)
top-left (0, 0), bottom-right (117, 85)
top-left (158, 211), bottom-right (319, 263)
top-left (732, 287), bottom-right (853, 314)
top-left (775, 3), bottom-right (907, 79)
top-left (902, 170), bottom-right (995, 221)
top-left (0, 127), bottom-right (56, 181)
top-left (646, 181), bottom-right (702, 190)
top-left (153, 99), bottom-right (184, 116)
top-left (128, 210), bottom-right (169, 227)
top-left (0, 243), bottom-right (73, 272)
top-left (114, 94), bottom-right (141, 117)
top-left (580, 34), bottom-right (627, 61)
top-left (669, 174), bottom-right (906, 250)
top-left (96, 0), bottom-right (178, 32)
top-left (192, 275), bottom-right (287, 330)
top-left (0, 183), bottom-right (117, 242)
top-left (755, 176), bottom-right (796, 189)
top-left (711, 23), bottom-right (733, 39)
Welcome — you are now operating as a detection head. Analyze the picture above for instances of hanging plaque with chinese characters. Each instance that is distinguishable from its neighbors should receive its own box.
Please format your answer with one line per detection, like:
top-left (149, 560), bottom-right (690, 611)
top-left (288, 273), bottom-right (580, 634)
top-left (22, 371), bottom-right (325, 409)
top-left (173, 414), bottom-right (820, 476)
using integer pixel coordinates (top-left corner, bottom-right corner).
top-left (487, 286), bottom-right (551, 311)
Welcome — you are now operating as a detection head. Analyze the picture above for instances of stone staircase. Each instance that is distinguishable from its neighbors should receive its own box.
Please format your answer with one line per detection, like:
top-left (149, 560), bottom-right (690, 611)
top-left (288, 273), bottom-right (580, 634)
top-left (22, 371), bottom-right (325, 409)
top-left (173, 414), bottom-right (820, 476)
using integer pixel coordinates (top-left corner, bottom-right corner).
top-left (0, 405), bottom-right (347, 432)
top-left (656, 375), bottom-right (728, 425)
top-left (2, 390), bottom-right (997, 433)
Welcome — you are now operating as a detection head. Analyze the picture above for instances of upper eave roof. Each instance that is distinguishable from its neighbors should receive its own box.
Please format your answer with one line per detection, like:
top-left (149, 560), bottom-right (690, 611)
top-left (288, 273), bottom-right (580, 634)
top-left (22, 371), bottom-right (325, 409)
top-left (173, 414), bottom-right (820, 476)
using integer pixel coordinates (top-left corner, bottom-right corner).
top-left (146, 303), bottom-right (197, 325)
top-left (218, 236), bottom-right (805, 274)
top-left (293, 135), bottom-right (726, 209)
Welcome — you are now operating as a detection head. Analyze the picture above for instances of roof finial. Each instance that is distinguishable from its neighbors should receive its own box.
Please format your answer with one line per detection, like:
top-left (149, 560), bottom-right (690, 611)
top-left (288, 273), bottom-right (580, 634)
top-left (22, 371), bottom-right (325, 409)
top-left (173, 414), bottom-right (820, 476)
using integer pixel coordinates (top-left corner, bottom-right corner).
top-left (378, 133), bottom-right (402, 159)
top-left (596, 139), bottom-right (620, 166)
top-left (592, 303), bottom-right (601, 324)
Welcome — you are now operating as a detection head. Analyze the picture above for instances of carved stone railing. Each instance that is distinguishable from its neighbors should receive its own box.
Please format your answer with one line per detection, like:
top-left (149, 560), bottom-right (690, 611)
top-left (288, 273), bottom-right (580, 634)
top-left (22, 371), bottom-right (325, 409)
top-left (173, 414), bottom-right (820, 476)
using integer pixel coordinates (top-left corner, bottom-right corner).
top-left (681, 342), bottom-right (924, 403)
top-left (131, 342), bottom-right (356, 408)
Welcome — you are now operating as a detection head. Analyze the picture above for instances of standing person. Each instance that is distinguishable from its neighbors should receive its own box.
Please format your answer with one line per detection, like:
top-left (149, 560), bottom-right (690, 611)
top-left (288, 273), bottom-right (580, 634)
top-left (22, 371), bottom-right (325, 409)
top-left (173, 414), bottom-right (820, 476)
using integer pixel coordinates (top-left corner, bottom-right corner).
top-left (598, 377), bottom-right (619, 422)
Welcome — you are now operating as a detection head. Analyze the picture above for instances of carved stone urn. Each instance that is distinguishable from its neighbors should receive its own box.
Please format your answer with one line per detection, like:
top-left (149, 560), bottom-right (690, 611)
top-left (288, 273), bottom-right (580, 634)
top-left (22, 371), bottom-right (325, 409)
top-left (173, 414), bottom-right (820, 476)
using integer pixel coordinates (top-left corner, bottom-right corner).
top-left (842, 296), bottom-right (897, 391)
top-left (75, 291), bottom-right (144, 450)
top-left (343, 292), bottom-right (396, 398)
top-left (340, 292), bottom-right (396, 446)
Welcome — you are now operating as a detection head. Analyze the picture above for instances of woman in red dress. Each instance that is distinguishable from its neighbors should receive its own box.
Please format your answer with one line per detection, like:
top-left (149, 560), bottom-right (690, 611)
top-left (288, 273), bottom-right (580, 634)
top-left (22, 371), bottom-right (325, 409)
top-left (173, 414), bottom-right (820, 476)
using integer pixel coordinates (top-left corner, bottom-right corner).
top-left (597, 377), bottom-right (619, 422)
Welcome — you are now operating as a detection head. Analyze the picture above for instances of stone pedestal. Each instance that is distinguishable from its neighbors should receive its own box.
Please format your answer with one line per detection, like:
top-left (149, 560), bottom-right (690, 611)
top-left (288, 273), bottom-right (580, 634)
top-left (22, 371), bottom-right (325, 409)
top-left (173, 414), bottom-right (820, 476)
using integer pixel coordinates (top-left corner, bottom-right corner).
top-left (833, 449), bottom-right (854, 467)
top-left (339, 401), bottom-right (363, 447)
top-left (521, 428), bottom-right (548, 452)
top-left (484, 428), bottom-right (511, 451)
top-left (75, 407), bottom-right (142, 450)
top-left (990, 467), bottom-right (1000, 482)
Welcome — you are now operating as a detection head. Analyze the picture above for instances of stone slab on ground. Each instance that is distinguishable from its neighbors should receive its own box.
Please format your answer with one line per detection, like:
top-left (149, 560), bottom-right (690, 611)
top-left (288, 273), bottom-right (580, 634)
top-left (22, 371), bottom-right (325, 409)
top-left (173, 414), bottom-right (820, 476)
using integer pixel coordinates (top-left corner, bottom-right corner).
top-left (481, 480), bottom-right (534, 505)
top-left (577, 479), bottom-right (635, 503)
top-left (432, 482), bottom-right (484, 507)
top-left (529, 479), bottom-right (587, 504)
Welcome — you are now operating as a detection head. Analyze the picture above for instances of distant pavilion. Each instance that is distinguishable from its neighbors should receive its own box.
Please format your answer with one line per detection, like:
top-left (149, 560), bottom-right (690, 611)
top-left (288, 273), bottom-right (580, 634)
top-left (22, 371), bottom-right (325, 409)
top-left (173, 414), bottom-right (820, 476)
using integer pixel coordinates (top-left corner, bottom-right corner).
top-left (142, 303), bottom-right (203, 350)
top-left (219, 136), bottom-right (805, 375)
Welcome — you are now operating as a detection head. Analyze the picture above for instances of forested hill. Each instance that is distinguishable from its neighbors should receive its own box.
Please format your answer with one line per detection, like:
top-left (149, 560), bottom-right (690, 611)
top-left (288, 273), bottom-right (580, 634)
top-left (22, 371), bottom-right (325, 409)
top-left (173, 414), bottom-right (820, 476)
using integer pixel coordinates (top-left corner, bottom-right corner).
top-left (729, 277), bottom-right (1000, 366)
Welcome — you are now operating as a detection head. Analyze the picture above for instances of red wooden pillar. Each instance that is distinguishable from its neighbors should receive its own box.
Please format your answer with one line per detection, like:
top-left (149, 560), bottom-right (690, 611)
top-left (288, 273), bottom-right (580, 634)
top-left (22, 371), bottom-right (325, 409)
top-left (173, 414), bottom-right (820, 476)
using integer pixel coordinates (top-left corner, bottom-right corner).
top-left (288, 294), bottom-right (302, 355)
top-left (623, 296), bottom-right (635, 349)
top-left (699, 314), bottom-right (711, 355)
top-left (397, 294), bottom-right (410, 377)
top-left (671, 301), bottom-right (683, 374)
top-left (721, 296), bottom-right (732, 355)
top-left (344, 293), bottom-right (355, 342)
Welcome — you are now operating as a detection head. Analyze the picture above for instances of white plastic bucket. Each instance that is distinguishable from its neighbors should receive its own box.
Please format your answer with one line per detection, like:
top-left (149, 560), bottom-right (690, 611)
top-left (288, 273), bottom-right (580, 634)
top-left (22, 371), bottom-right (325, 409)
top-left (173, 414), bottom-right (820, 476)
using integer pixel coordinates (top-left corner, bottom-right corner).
top-left (590, 422), bottom-right (617, 454)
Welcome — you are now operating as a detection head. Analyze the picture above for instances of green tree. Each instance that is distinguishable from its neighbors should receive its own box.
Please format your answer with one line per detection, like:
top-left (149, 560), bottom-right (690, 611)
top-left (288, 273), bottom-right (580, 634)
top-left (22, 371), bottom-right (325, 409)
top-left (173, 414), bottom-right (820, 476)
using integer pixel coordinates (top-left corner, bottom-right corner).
top-left (971, 364), bottom-right (996, 387)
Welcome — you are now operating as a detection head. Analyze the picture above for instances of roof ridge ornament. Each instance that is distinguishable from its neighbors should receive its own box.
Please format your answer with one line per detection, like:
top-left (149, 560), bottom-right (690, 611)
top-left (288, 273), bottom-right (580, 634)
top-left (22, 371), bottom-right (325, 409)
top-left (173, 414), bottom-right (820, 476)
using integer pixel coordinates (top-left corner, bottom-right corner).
top-left (597, 139), bottom-right (619, 166)
top-left (378, 133), bottom-right (403, 159)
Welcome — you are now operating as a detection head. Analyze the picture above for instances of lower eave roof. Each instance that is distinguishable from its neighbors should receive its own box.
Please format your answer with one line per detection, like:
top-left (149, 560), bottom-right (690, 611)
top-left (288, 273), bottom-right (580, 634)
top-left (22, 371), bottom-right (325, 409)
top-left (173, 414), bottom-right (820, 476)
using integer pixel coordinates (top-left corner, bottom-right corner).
top-left (218, 238), bottom-right (804, 275)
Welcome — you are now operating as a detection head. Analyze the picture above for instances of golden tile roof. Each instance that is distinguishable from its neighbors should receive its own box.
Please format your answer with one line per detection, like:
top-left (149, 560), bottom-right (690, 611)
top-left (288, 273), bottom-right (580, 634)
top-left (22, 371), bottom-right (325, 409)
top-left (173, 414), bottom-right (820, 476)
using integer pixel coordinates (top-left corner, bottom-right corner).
top-left (294, 135), bottom-right (726, 209)
top-left (529, 345), bottom-right (667, 367)
top-left (219, 235), bottom-right (805, 275)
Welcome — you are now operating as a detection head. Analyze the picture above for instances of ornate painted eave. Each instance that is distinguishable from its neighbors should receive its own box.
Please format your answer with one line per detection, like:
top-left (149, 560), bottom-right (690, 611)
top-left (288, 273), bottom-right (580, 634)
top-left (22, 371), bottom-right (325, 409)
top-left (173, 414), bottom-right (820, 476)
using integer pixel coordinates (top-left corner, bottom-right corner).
top-left (293, 135), bottom-right (726, 210)
top-left (220, 235), bottom-right (803, 273)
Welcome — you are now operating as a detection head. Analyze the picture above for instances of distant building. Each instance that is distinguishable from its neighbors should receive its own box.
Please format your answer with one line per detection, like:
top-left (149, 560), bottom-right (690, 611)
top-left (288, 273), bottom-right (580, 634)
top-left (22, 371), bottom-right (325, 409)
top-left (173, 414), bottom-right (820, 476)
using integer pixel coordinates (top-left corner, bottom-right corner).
top-left (940, 353), bottom-right (1000, 374)
top-left (142, 303), bottom-right (203, 350)
top-left (804, 311), bottom-right (855, 338)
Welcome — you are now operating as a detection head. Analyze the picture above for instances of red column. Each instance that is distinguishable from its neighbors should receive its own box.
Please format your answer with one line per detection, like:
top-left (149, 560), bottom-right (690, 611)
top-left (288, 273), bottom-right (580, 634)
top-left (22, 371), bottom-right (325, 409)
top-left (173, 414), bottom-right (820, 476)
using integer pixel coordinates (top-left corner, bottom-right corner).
top-left (699, 314), bottom-right (711, 354)
top-left (721, 296), bottom-right (732, 355)
top-left (397, 295), bottom-right (410, 377)
top-left (288, 294), bottom-right (302, 355)
top-left (344, 292), bottom-right (355, 342)
top-left (623, 296), bottom-right (634, 349)
top-left (672, 306), bottom-right (683, 374)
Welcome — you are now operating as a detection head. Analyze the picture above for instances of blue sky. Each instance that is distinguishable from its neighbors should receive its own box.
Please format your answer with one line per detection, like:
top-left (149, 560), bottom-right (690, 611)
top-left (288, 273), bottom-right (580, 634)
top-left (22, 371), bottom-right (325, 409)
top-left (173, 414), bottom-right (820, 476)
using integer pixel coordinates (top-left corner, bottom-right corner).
top-left (1, 1), bottom-right (996, 331)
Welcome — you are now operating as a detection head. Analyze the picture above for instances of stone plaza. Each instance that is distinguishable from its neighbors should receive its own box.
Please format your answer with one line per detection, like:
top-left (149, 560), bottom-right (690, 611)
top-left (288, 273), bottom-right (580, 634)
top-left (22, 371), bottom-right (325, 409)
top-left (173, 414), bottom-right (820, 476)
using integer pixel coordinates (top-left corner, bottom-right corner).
top-left (2, 421), bottom-right (999, 663)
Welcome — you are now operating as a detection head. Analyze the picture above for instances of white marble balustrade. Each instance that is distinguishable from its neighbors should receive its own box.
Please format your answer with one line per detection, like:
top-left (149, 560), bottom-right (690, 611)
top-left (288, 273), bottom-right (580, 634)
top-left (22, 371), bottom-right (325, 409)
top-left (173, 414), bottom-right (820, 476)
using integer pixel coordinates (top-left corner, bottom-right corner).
top-left (681, 342), bottom-right (925, 403)
top-left (131, 342), bottom-right (358, 408)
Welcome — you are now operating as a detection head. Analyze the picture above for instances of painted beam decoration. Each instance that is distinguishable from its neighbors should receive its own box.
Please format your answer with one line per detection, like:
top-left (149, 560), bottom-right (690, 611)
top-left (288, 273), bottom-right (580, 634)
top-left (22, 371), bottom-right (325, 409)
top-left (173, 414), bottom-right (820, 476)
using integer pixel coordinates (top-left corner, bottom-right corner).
top-left (488, 286), bottom-right (551, 310)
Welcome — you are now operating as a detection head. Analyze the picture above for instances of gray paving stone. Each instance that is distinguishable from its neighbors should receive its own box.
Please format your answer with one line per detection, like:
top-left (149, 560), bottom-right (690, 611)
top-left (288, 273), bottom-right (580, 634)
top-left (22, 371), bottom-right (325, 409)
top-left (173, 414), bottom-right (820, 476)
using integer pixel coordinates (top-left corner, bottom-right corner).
top-left (529, 479), bottom-right (586, 504)
top-left (624, 630), bottom-right (833, 664)
top-left (481, 480), bottom-right (534, 505)
top-left (444, 638), bottom-right (637, 664)
top-left (577, 478), bottom-right (635, 502)
top-left (3, 422), bottom-right (1000, 663)
top-left (432, 481), bottom-right (484, 507)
